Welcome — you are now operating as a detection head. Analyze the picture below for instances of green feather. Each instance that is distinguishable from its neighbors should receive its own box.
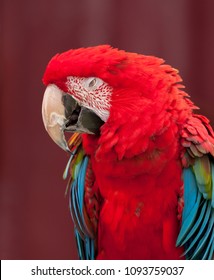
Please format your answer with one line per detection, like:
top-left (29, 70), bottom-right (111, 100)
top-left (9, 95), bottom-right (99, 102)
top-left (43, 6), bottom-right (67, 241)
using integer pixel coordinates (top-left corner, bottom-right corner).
top-left (192, 156), bottom-right (212, 199)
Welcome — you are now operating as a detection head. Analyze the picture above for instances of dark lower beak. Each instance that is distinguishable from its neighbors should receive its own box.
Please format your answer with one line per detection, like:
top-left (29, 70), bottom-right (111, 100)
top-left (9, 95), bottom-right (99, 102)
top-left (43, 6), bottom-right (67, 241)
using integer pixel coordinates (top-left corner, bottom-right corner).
top-left (64, 106), bottom-right (104, 134)
top-left (42, 85), bottom-right (104, 152)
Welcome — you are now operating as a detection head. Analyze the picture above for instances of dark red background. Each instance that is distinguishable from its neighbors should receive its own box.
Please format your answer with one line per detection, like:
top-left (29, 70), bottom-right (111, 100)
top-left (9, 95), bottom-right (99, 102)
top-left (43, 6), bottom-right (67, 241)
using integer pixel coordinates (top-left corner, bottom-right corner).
top-left (1, 0), bottom-right (214, 259)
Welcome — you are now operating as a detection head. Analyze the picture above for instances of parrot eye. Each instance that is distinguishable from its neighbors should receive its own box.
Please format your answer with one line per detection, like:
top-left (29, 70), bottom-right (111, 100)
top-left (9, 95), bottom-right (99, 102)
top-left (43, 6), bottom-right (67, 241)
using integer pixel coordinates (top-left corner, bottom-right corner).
top-left (88, 78), bottom-right (97, 88)
top-left (84, 77), bottom-right (103, 90)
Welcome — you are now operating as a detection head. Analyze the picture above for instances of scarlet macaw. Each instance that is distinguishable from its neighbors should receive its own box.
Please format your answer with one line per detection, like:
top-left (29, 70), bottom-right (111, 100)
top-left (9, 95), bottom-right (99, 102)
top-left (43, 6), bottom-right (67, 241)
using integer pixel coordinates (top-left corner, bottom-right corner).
top-left (42, 45), bottom-right (214, 260)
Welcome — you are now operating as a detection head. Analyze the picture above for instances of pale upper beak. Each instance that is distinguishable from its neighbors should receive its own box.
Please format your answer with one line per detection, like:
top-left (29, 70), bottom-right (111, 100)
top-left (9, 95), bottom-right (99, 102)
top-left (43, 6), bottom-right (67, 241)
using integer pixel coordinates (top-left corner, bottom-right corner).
top-left (42, 84), bottom-right (104, 152)
top-left (42, 84), bottom-right (70, 152)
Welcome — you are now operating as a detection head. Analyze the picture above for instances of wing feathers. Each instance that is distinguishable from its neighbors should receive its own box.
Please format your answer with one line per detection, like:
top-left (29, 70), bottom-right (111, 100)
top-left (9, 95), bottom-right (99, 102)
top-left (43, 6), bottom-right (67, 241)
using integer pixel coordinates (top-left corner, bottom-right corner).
top-left (177, 161), bottom-right (214, 259)
top-left (64, 133), bottom-right (97, 259)
top-left (181, 114), bottom-right (214, 167)
top-left (179, 113), bottom-right (214, 259)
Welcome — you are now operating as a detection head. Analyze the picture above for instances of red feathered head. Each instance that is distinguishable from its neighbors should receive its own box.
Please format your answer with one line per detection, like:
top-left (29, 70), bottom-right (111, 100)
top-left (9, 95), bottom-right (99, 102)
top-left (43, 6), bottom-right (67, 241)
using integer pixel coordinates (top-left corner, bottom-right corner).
top-left (42, 45), bottom-right (194, 157)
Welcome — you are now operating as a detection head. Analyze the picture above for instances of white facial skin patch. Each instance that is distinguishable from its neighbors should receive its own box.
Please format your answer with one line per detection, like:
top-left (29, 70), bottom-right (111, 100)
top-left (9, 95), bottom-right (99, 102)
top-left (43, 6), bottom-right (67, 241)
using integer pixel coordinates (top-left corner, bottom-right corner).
top-left (66, 76), bottom-right (113, 122)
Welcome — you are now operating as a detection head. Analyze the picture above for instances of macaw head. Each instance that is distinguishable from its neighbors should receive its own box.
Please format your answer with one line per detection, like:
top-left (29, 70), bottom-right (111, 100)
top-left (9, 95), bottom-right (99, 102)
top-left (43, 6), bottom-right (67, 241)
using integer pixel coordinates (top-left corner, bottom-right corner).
top-left (42, 45), bottom-right (193, 157)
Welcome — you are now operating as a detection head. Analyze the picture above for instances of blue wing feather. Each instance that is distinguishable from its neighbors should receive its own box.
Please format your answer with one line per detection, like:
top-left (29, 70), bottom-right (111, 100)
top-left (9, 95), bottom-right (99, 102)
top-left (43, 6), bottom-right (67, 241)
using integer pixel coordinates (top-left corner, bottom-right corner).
top-left (182, 168), bottom-right (198, 220)
top-left (177, 161), bottom-right (214, 259)
top-left (202, 232), bottom-right (214, 259)
top-left (180, 202), bottom-right (211, 258)
top-left (66, 154), bottom-right (95, 260)
top-left (177, 201), bottom-right (207, 247)
top-left (191, 211), bottom-right (214, 259)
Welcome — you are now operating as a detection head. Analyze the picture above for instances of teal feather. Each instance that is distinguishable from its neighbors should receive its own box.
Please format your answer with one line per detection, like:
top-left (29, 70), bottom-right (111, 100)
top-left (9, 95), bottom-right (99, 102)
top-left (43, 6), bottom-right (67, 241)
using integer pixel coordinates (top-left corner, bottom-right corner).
top-left (176, 169), bottom-right (201, 246)
top-left (77, 157), bottom-right (88, 214)
top-left (177, 201), bottom-right (207, 246)
top-left (181, 201), bottom-right (211, 258)
top-left (207, 229), bottom-right (214, 259)
top-left (176, 193), bottom-right (201, 247)
top-left (202, 232), bottom-right (214, 259)
top-left (191, 211), bottom-right (214, 259)
top-left (177, 162), bottom-right (214, 260)
top-left (182, 168), bottom-right (198, 220)
top-left (69, 155), bottom-right (95, 260)
top-left (75, 230), bottom-right (85, 260)
top-left (70, 162), bottom-right (91, 237)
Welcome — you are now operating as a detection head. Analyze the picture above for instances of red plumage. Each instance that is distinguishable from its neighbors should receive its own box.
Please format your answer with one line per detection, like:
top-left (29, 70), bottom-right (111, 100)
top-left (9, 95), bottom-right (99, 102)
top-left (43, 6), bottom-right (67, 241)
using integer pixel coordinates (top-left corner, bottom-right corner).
top-left (43, 45), bottom-right (214, 259)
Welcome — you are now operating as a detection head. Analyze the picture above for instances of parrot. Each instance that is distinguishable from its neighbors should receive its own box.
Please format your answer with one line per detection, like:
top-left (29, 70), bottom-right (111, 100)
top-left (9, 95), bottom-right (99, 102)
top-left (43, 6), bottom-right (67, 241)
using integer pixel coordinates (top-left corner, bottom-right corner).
top-left (41, 45), bottom-right (214, 260)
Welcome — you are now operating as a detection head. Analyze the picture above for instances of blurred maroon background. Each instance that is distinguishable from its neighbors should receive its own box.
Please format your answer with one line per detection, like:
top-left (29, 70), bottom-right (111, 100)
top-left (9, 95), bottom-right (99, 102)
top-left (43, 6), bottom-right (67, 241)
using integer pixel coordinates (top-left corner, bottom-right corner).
top-left (1, 0), bottom-right (214, 259)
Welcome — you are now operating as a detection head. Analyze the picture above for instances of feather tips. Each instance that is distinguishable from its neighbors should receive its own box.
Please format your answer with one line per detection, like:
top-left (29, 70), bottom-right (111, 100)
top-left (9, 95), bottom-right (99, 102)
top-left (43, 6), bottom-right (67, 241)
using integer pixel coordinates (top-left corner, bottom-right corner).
top-left (63, 133), bottom-right (98, 260)
top-left (178, 112), bottom-right (214, 259)
top-left (181, 114), bottom-right (214, 167)
top-left (177, 161), bottom-right (214, 259)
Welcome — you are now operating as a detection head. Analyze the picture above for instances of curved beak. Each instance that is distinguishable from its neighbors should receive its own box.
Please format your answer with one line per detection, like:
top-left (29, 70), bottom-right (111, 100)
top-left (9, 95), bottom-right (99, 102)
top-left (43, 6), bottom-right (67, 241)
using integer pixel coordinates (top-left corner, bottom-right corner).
top-left (42, 85), bottom-right (70, 151)
top-left (42, 85), bottom-right (104, 152)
